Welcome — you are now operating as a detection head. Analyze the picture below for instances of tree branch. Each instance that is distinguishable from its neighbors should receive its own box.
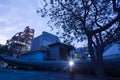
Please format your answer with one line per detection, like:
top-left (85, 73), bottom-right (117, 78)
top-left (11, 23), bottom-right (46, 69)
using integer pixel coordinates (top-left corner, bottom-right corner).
top-left (57, 0), bottom-right (84, 23)
top-left (103, 26), bottom-right (120, 47)
top-left (93, 34), bottom-right (100, 46)
top-left (90, 0), bottom-right (103, 28)
top-left (92, 15), bottom-right (120, 34)
top-left (81, 0), bottom-right (92, 35)
top-left (91, 0), bottom-right (120, 35)
top-left (112, 0), bottom-right (120, 13)
top-left (57, 0), bottom-right (90, 35)
top-left (99, 33), bottom-right (103, 44)
top-left (103, 35), bottom-right (120, 47)
top-left (92, 38), bottom-right (97, 48)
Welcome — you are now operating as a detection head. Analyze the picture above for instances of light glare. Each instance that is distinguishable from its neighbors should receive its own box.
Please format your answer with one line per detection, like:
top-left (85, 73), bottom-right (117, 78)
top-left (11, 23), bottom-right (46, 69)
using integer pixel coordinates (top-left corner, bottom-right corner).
top-left (69, 61), bottom-right (74, 66)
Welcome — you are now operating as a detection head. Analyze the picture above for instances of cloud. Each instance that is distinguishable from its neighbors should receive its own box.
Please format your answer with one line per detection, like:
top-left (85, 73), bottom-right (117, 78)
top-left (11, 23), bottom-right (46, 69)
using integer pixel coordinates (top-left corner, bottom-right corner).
top-left (0, 0), bottom-right (85, 47)
top-left (0, 35), bottom-right (8, 44)
top-left (0, 0), bottom-right (54, 45)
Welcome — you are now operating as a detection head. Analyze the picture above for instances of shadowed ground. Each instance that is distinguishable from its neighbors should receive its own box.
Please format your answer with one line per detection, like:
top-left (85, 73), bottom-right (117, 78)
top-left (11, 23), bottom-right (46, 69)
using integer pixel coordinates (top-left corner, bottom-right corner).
top-left (0, 69), bottom-right (120, 80)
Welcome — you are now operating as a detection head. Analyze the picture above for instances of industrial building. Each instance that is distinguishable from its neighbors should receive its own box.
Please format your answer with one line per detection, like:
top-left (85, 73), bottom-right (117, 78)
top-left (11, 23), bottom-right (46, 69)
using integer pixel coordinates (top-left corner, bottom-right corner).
top-left (6, 26), bottom-right (34, 57)
top-left (19, 32), bottom-right (73, 61)
top-left (31, 31), bottom-right (60, 51)
top-left (48, 42), bottom-right (73, 61)
top-left (103, 44), bottom-right (120, 59)
top-left (1, 27), bottom-right (73, 61)
top-left (3, 27), bottom-right (120, 61)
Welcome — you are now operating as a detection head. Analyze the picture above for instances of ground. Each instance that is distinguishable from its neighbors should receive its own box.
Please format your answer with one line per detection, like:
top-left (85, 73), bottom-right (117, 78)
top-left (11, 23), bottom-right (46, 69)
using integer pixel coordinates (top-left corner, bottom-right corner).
top-left (0, 69), bottom-right (119, 80)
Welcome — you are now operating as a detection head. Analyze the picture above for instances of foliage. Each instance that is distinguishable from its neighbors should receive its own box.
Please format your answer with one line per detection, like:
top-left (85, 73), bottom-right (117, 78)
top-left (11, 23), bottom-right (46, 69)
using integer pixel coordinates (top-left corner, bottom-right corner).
top-left (39, 0), bottom-right (120, 46)
top-left (39, 0), bottom-right (120, 79)
top-left (0, 45), bottom-right (11, 55)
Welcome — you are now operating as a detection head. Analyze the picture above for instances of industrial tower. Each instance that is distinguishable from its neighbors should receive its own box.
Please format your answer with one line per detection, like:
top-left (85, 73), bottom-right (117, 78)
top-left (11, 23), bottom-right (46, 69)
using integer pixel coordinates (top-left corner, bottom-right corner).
top-left (6, 26), bottom-right (34, 57)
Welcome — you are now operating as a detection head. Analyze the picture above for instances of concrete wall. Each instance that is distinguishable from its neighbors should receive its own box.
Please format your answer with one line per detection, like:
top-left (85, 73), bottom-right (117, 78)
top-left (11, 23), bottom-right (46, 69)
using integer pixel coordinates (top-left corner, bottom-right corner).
top-left (49, 45), bottom-right (60, 60)
top-left (19, 51), bottom-right (46, 62)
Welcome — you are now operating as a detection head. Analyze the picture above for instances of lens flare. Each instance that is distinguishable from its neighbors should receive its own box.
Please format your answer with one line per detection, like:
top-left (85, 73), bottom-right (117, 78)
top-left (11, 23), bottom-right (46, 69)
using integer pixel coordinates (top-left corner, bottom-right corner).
top-left (69, 61), bottom-right (74, 66)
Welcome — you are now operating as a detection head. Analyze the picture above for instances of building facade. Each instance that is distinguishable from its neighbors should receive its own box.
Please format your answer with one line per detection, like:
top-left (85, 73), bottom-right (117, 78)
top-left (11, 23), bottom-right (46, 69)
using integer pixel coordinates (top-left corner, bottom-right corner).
top-left (31, 31), bottom-right (60, 51)
top-left (48, 43), bottom-right (73, 61)
top-left (29, 32), bottom-right (73, 61)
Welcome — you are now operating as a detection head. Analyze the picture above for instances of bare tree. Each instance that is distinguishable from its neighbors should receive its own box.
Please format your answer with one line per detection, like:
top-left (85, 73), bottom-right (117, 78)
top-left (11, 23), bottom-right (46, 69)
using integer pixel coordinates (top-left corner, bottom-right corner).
top-left (39, 0), bottom-right (120, 79)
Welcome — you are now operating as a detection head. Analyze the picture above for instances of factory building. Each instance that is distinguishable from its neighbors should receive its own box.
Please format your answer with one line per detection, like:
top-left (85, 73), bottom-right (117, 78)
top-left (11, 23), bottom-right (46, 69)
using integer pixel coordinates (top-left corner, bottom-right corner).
top-left (31, 31), bottom-right (60, 51)
top-left (2, 28), bottom-right (73, 61)
top-left (6, 26), bottom-right (34, 57)
top-left (19, 32), bottom-right (73, 61)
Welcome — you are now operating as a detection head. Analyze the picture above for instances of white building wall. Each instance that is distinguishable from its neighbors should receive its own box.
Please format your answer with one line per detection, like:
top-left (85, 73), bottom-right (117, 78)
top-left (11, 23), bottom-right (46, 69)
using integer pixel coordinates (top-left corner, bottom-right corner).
top-left (31, 32), bottom-right (60, 51)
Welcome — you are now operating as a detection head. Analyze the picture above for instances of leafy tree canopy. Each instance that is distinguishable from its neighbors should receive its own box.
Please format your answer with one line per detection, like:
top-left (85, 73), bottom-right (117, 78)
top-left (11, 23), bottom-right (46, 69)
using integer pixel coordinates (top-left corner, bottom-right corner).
top-left (39, 0), bottom-right (120, 47)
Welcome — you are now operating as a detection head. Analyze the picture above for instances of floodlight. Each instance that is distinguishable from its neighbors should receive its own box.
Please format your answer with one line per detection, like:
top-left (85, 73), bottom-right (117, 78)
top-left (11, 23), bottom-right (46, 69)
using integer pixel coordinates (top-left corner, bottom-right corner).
top-left (69, 61), bottom-right (74, 66)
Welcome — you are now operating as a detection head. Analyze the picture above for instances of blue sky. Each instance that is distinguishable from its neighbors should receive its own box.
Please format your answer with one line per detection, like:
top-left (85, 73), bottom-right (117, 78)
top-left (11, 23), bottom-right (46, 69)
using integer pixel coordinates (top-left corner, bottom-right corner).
top-left (0, 0), bottom-right (86, 47)
top-left (0, 0), bottom-right (53, 44)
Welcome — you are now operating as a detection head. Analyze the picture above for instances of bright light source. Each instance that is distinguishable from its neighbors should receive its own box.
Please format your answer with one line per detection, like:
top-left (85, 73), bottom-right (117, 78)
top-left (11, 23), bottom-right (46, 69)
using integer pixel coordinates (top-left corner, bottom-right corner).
top-left (69, 61), bottom-right (74, 66)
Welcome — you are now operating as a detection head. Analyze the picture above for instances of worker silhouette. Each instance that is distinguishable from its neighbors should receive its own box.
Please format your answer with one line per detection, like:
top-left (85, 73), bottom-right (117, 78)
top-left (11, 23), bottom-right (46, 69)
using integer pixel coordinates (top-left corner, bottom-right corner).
top-left (69, 61), bottom-right (75, 80)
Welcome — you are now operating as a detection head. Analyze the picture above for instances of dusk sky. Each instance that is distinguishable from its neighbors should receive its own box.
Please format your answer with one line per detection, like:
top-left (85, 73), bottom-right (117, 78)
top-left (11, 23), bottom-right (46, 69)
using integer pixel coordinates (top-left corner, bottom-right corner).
top-left (0, 0), bottom-right (53, 44)
top-left (0, 0), bottom-right (85, 47)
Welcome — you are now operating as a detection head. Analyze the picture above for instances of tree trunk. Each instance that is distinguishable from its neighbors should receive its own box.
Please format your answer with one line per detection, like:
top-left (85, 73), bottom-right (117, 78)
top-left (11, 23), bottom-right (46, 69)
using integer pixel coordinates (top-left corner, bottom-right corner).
top-left (94, 47), bottom-right (106, 80)
top-left (95, 55), bottom-right (105, 80)
top-left (88, 36), bottom-right (106, 80)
